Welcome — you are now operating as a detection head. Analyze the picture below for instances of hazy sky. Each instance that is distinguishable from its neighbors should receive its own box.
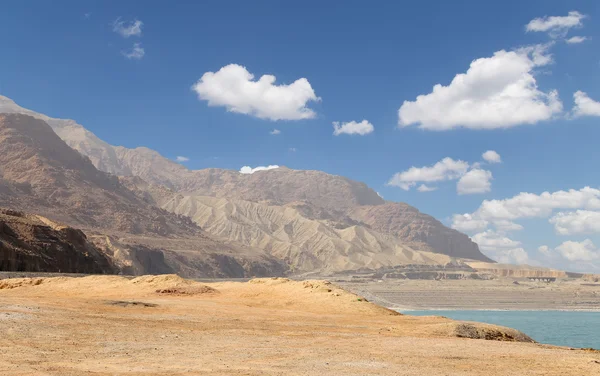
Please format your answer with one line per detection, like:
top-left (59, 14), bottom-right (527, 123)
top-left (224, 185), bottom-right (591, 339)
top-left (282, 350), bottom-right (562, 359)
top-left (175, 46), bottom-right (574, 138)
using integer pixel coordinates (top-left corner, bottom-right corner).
top-left (1, 1), bottom-right (600, 272)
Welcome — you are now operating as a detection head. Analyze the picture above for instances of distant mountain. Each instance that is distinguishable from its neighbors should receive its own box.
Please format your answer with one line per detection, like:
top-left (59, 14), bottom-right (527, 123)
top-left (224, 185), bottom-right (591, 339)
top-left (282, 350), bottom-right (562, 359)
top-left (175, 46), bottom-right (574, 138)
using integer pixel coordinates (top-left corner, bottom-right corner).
top-left (0, 95), bottom-right (494, 273)
top-left (0, 113), bottom-right (196, 236)
top-left (0, 113), bottom-right (286, 277)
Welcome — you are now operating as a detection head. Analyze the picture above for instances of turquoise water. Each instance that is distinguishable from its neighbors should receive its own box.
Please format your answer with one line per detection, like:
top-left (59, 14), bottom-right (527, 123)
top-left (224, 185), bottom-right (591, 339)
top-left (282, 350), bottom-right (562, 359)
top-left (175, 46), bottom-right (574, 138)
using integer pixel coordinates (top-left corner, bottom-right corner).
top-left (404, 310), bottom-right (600, 349)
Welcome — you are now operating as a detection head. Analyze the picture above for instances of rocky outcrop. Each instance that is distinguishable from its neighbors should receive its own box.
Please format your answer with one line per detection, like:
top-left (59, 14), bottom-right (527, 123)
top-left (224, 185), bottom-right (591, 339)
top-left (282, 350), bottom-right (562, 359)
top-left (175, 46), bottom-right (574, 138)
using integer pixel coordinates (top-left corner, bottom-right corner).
top-left (0, 209), bottom-right (114, 274)
top-left (467, 262), bottom-right (567, 278)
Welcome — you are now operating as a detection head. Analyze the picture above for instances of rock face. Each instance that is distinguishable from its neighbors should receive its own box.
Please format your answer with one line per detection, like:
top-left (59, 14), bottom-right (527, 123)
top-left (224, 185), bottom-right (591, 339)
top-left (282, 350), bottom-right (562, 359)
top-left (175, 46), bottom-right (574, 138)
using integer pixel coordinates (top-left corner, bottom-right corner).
top-left (0, 208), bottom-right (114, 273)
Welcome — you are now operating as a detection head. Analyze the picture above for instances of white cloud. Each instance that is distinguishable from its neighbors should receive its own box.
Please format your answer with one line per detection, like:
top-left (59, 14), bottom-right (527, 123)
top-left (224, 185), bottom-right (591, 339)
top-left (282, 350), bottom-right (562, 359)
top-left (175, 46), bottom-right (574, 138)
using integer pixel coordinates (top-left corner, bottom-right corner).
top-left (451, 214), bottom-right (489, 233)
top-left (457, 169), bottom-right (492, 195)
top-left (175, 156), bottom-right (189, 162)
top-left (471, 230), bottom-right (528, 264)
top-left (496, 248), bottom-right (530, 265)
top-left (332, 120), bottom-right (374, 136)
top-left (289, 147), bottom-right (297, 152)
top-left (417, 184), bottom-right (437, 192)
top-left (472, 230), bottom-right (521, 252)
top-left (239, 165), bottom-right (279, 174)
top-left (493, 220), bottom-right (524, 232)
top-left (388, 157), bottom-right (469, 191)
top-left (270, 129), bottom-right (281, 135)
top-left (398, 45), bottom-right (562, 130)
top-left (470, 187), bottom-right (600, 223)
top-left (482, 150), bottom-right (501, 163)
top-left (122, 43), bottom-right (145, 60)
top-left (112, 18), bottom-right (143, 38)
top-left (572, 91), bottom-right (600, 118)
top-left (526, 11), bottom-right (586, 37)
top-left (192, 64), bottom-right (320, 121)
top-left (565, 36), bottom-right (588, 44)
top-left (550, 210), bottom-right (600, 235)
top-left (538, 245), bottom-right (551, 256)
top-left (555, 239), bottom-right (599, 261)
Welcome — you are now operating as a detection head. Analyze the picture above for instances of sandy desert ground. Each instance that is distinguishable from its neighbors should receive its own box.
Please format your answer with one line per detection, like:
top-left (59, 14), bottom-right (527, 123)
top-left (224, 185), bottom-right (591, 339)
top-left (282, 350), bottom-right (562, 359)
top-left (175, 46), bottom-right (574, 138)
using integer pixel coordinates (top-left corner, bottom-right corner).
top-left (339, 278), bottom-right (600, 310)
top-left (1, 275), bottom-right (599, 376)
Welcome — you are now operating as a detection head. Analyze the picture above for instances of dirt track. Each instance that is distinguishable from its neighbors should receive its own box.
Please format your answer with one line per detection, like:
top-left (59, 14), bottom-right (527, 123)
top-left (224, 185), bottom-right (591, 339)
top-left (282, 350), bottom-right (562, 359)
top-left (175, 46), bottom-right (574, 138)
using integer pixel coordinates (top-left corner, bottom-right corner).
top-left (1, 275), bottom-right (599, 375)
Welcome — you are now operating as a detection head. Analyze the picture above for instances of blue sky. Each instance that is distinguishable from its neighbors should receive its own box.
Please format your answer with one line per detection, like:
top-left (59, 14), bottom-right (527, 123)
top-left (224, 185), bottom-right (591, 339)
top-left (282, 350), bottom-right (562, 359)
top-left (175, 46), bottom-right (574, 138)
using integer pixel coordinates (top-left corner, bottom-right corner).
top-left (1, 1), bottom-right (600, 271)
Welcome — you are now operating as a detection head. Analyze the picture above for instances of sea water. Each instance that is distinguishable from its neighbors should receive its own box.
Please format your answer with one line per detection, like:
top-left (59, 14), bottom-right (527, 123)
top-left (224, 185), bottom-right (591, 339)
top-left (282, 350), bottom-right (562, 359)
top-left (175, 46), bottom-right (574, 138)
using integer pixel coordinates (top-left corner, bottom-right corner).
top-left (404, 310), bottom-right (600, 349)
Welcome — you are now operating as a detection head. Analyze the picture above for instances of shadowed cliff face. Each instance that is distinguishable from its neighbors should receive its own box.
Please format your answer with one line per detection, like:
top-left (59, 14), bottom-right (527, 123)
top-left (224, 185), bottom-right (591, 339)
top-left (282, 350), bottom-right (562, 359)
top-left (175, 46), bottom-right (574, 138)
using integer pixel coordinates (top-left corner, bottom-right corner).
top-left (0, 209), bottom-right (115, 274)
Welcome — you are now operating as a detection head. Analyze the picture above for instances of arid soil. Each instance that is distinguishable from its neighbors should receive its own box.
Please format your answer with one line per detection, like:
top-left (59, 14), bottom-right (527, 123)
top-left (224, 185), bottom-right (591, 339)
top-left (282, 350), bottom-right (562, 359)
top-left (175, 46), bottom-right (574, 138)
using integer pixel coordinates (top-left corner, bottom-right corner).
top-left (340, 278), bottom-right (600, 310)
top-left (1, 275), bottom-right (599, 375)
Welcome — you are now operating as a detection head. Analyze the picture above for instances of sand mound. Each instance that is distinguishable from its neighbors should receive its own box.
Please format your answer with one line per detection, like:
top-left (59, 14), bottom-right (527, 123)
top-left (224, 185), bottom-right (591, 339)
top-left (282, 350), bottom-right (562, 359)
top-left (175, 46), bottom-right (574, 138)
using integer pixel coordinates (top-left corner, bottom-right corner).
top-left (131, 274), bottom-right (219, 295)
top-left (0, 274), bottom-right (218, 298)
top-left (227, 277), bottom-right (400, 317)
top-left (0, 278), bottom-right (46, 290)
top-left (130, 274), bottom-right (190, 286)
top-left (156, 286), bottom-right (218, 295)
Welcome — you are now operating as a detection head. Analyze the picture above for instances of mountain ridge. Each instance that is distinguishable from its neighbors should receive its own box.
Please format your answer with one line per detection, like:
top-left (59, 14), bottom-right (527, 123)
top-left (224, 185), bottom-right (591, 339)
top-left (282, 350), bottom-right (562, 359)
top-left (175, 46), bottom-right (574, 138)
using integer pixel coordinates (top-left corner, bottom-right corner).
top-left (0, 95), bottom-right (494, 269)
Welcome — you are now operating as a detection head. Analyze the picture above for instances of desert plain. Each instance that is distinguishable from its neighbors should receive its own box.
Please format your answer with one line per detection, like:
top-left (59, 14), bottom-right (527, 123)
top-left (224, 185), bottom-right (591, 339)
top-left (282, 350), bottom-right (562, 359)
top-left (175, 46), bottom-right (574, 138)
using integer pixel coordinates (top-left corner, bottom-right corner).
top-left (1, 274), bottom-right (599, 376)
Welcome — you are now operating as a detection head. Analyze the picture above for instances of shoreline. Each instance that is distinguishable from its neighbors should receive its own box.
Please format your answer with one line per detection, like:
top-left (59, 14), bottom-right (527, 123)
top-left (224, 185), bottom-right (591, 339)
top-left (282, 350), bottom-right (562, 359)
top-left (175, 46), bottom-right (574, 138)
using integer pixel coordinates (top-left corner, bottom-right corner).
top-left (394, 307), bottom-right (600, 312)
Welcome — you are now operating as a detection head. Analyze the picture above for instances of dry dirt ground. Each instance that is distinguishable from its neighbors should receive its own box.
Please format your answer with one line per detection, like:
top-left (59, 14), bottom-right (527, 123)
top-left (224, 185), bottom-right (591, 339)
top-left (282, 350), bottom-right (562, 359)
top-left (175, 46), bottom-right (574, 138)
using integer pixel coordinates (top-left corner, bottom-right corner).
top-left (339, 278), bottom-right (600, 310)
top-left (1, 275), bottom-right (599, 376)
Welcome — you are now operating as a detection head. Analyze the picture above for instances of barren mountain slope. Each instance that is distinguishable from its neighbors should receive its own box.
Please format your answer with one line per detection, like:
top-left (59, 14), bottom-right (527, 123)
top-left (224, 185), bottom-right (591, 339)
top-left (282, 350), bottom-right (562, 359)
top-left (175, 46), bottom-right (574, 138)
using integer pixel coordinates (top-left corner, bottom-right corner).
top-left (0, 114), bottom-right (287, 277)
top-left (0, 114), bottom-right (197, 236)
top-left (349, 203), bottom-right (492, 261)
top-left (1, 95), bottom-right (493, 264)
top-left (159, 194), bottom-right (452, 273)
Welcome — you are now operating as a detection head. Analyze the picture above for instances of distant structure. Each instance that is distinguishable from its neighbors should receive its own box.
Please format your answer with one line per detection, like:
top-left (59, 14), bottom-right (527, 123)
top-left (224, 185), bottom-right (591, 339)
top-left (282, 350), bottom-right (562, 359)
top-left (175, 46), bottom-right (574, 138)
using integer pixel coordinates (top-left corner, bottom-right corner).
top-left (527, 277), bottom-right (556, 283)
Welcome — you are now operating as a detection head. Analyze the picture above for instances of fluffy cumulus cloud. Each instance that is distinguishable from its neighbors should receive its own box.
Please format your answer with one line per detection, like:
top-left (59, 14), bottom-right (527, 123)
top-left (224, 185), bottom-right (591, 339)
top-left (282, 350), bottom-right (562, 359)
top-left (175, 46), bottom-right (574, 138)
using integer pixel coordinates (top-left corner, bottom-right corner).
top-left (270, 129), bottom-right (281, 135)
top-left (572, 91), bottom-right (600, 118)
top-left (482, 150), bottom-right (501, 164)
top-left (565, 36), bottom-right (588, 44)
top-left (122, 42), bottom-right (145, 60)
top-left (526, 11), bottom-right (586, 37)
top-left (192, 64), bottom-right (320, 121)
top-left (112, 18), bottom-right (143, 38)
top-left (239, 165), bottom-right (279, 174)
top-left (457, 169), bottom-right (493, 195)
top-left (549, 210), bottom-right (600, 235)
top-left (175, 156), bottom-right (189, 162)
top-left (555, 239), bottom-right (599, 261)
top-left (398, 45), bottom-right (562, 130)
top-left (332, 120), bottom-right (374, 136)
top-left (471, 230), bottom-right (529, 264)
top-left (452, 187), bottom-right (600, 237)
top-left (387, 157), bottom-right (469, 191)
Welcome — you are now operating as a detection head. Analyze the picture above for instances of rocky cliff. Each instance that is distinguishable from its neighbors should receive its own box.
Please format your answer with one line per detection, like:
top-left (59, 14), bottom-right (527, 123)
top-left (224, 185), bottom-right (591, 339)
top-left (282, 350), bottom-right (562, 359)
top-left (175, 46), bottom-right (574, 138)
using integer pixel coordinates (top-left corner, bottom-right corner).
top-left (0, 208), bottom-right (114, 273)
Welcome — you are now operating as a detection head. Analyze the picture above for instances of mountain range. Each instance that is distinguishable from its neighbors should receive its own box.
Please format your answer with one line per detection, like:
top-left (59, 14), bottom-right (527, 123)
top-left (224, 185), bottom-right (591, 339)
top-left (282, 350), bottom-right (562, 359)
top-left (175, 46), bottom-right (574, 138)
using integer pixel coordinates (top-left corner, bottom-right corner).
top-left (0, 95), bottom-right (492, 277)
